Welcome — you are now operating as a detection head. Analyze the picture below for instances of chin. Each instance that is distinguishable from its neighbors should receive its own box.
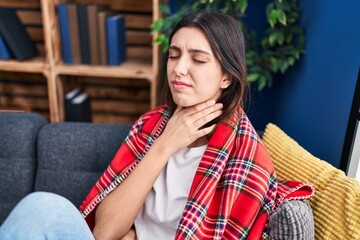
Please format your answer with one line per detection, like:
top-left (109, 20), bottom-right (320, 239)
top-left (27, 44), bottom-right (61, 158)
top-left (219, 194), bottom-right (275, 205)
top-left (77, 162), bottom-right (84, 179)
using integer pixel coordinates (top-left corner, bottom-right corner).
top-left (173, 98), bottom-right (188, 107)
top-left (174, 99), bottom-right (198, 108)
top-left (175, 98), bottom-right (213, 108)
top-left (175, 102), bottom-right (191, 108)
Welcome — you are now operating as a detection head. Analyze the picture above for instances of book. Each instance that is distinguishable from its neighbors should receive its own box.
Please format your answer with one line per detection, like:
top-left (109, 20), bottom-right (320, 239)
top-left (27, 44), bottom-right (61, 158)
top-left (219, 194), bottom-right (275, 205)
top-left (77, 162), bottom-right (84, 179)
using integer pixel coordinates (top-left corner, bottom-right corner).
top-left (64, 88), bottom-right (92, 122)
top-left (64, 87), bottom-right (81, 121)
top-left (0, 7), bottom-right (38, 60)
top-left (87, 4), bottom-right (107, 65)
top-left (67, 4), bottom-right (81, 64)
top-left (77, 4), bottom-right (90, 64)
top-left (97, 11), bottom-right (112, 65)
top-left (68, 92), bottom-right (92, 122)
top-left (57, 3), bottom-right (73, 64)
top-left (65, 87), bottom-right (80, 100)
top-left (106, 14), bottom-right (126, 66)
top-left (0, 34), bottom-right (13, 59)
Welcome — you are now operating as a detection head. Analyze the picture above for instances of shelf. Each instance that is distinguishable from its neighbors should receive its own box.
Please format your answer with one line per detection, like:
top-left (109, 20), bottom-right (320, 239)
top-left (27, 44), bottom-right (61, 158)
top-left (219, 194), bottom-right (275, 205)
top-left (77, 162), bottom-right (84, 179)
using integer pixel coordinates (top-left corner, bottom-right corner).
top-left (0, 0), bottom-right (40, 8)
top-left (55, 58), bottom-right (154, 80)
top-left (0, 57), bottom-right (48, 74)
top-left (0, 0), bottom-right (161, 123)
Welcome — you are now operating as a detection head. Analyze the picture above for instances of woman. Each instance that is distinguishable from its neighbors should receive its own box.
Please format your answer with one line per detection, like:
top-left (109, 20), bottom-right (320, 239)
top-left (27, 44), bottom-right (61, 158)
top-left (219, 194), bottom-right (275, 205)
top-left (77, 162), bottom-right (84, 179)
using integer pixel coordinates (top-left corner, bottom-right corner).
top-left (0, 10), bottom-right (277, 240)
top-left (82, 10), bottom-right (277, 240)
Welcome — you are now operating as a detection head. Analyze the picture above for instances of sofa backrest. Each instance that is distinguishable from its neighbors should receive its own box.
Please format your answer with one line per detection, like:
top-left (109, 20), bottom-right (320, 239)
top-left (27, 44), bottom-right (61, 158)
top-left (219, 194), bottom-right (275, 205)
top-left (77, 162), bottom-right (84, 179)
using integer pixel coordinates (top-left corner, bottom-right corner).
top-left (0, 112), bottom-right (47, 224)
top-left (34, 122), bottom-right (132, 208)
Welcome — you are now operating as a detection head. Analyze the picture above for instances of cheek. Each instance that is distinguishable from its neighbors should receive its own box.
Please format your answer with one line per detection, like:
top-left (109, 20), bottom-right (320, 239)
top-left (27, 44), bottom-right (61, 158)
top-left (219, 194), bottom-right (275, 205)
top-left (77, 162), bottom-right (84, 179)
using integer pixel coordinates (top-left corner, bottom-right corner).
top-left (167, 61), bottom-right (174, 79)
top-left (166, 61), bottom-right (170, 76)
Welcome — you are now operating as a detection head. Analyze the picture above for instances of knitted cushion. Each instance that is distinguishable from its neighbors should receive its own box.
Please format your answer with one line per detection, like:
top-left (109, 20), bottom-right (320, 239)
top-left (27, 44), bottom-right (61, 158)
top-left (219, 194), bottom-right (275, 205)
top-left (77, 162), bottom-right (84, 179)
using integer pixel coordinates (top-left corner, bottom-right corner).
top-left (268, 200), bottom-right (314, 240)
top-left (262, 123), bottom-right (360, 240)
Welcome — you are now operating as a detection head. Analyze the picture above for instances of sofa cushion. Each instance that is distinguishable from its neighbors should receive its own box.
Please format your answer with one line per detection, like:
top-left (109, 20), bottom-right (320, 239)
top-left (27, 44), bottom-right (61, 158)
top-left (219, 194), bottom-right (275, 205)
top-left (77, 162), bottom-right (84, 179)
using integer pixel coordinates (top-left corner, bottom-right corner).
top-left (0, 112), bottom-right (47, 224)
top-left (34, 122), bottom-right (131, 208)
top-left (262, 123), bottom-right (360, 239)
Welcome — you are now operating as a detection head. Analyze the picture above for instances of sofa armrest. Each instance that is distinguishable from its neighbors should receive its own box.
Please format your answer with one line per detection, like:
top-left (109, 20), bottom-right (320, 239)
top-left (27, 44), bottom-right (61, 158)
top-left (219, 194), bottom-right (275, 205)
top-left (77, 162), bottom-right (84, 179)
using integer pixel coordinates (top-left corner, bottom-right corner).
top-left (0, 112), bottom-right (47, 224)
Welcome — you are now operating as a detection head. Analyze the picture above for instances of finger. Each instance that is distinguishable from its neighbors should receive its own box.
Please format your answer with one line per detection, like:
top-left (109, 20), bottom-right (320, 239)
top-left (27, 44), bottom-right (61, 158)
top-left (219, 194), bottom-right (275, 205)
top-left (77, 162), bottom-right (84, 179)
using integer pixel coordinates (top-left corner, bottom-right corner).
top-left (193, 108), bottom-right (223, 129)
top-left (184, 99), bottom-right (216, 116)
top-left (190, 102), bottom-right (223, 123)
top-left (196, 124), bottom-right (217, 138)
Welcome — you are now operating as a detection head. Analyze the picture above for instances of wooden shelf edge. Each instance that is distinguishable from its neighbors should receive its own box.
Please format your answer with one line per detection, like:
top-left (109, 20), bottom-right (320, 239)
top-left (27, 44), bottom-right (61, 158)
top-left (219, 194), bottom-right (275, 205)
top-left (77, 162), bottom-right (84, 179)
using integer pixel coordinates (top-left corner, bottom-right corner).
top-left (0, 58), bottom-right (48, 74)
top-left (54, 60), bottom-right (154, 80)
top-left (0, 1), bottom-right (40, 8)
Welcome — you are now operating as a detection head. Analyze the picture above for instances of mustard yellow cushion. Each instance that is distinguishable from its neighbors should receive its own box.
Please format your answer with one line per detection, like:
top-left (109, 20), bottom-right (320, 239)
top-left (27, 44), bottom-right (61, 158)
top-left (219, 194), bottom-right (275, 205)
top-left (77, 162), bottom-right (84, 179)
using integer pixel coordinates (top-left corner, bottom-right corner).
top-left (262, 123), bottom-right (360, 240)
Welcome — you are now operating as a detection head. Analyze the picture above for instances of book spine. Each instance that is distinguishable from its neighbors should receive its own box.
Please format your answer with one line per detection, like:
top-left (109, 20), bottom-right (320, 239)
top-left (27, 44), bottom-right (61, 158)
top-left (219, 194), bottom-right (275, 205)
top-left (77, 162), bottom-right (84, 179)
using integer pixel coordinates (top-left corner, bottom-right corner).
top-left (0, 34), bottom-right (13, 59)
top-left (67, 4), bottom-right (81, 64)
top-left (68, 93), bottom-right (92, 122)
top-left (0, 7), bottom-right (38, 60)
top-left (117, 16), bottom-right (126, 64)
top-left (87, 5), bottom-right (100, 65)
top-left (57, 3), bottom-right (73, 64)
top-left (106, 15), bottom-right (126, 66)
top-left (98, 11), bottom-right (109, 65)
top-left (77, 4), bottom-right (90, 64)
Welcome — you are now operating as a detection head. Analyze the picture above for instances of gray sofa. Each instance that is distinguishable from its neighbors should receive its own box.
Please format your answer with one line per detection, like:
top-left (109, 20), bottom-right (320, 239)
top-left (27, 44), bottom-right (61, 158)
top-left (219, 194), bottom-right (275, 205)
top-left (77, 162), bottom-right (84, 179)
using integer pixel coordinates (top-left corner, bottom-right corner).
top-left (0, 111), bottom-right (131, 224)
top-left (1, 111), bottom-right (321, 239)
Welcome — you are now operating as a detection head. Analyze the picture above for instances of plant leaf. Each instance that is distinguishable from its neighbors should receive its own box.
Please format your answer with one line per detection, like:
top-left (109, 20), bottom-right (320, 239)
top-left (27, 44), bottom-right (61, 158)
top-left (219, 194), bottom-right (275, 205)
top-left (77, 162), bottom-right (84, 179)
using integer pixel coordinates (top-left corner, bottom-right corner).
top-left (277, 31), bottom-right (284, 44)
top-left (151, 19), bottom-right (163, 33)
top-left (247, 72), bottom-right (259, 82)
top-left (159, 5), bottom-right (171, 14)
top-left (258, 75), bottom-right (267, 90)
top-left (278, 9), bottom-right (287, 25)
top-left (269, 9), bottom-right (279, 27)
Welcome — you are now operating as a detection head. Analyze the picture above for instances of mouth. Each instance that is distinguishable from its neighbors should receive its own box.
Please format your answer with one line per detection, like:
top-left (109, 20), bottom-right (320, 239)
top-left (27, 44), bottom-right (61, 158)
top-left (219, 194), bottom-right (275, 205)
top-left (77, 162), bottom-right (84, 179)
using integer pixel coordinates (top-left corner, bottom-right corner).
top-left (171, 80), bottom-right (192, 88)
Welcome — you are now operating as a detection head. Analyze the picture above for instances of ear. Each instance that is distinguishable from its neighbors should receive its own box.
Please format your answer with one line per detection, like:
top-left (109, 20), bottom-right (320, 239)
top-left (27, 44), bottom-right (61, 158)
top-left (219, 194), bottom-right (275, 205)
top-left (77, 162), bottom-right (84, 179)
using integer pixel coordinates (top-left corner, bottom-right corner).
top-left (220, 74), bottom-right (232, 89)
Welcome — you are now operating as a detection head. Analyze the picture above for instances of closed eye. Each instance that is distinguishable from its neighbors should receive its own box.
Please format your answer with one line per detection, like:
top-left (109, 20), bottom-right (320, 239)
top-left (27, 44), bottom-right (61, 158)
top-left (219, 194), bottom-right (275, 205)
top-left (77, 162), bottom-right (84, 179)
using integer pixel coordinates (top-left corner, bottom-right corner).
top-left (193, 59), bottom-right (206, 64)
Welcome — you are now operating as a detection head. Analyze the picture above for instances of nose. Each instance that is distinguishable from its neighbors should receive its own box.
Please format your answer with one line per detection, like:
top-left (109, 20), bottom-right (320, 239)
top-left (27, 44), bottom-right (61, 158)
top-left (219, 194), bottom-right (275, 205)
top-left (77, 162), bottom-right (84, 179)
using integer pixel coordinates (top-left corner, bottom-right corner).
top-left (173, 56), bottom-right (188, 76)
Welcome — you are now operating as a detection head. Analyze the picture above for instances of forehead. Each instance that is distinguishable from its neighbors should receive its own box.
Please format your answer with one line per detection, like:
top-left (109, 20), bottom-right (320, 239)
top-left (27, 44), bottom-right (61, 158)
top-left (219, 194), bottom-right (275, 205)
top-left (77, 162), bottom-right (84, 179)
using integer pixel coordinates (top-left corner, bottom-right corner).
top-left (170, 27), bottom-right (212, 52)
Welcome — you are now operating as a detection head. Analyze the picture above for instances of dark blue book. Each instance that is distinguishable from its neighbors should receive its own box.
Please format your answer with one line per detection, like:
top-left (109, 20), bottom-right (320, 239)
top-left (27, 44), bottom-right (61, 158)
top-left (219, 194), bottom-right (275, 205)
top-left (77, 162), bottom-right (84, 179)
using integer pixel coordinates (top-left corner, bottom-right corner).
top-left (77, 4), bottom-right (90, 64)
top-left (0, 34), bottom-right (13, 59)
top-left (57, 3), bottom-right (73, 64)
top-left (106, 14), bottom-right (126, 66)
top-left (65, 87), bottom-right (81, 121)
top-left (67, 92), bottom-right (92, 122)
top-left (0, 7), bottom-right (38, 60)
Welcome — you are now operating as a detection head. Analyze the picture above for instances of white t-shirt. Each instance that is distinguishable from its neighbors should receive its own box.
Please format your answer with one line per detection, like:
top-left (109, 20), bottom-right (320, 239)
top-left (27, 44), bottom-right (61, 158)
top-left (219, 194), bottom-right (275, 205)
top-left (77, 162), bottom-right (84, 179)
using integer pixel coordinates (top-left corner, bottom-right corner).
top-left (134, 145), bottom-right (207, 240)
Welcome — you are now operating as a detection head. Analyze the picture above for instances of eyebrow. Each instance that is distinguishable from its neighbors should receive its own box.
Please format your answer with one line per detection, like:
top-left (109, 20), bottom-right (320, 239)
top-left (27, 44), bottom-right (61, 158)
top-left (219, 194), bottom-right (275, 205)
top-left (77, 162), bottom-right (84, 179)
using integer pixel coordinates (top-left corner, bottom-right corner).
top-left (169, 45), bottom-right (211, 55)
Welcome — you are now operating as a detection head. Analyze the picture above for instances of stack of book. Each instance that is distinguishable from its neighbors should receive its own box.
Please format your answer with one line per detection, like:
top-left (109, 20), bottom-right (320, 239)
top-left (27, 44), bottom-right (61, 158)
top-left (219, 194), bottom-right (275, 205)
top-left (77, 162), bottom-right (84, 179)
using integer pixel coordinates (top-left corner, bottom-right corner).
top-left (57, 3), bottom-right (126, 66)
top-left (0, 7), bottom-right (38, 60)
top-left (65, 88), bottom-right (92, 122)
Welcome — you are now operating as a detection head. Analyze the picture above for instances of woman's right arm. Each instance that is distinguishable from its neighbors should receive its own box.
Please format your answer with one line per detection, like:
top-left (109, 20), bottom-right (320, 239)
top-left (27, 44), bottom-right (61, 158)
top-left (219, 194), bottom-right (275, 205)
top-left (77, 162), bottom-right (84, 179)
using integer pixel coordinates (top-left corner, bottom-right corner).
top-left (120, 228), bottom-right (136, 240)
top-left (92, 100), bottom-right (223, 240)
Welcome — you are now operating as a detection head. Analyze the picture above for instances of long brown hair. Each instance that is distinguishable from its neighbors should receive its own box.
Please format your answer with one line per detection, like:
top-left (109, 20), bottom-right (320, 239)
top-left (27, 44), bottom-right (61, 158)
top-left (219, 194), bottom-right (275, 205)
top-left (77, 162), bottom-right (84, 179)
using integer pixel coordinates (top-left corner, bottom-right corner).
top-left (161, 10), bottom-right (248, 121)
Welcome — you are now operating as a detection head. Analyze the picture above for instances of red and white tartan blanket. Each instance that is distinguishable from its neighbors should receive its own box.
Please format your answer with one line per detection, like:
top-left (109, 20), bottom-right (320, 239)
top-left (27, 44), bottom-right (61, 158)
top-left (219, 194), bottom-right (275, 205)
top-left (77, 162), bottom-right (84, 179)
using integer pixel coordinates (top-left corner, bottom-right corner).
top-left (79, 105), bottom-right (314, 239)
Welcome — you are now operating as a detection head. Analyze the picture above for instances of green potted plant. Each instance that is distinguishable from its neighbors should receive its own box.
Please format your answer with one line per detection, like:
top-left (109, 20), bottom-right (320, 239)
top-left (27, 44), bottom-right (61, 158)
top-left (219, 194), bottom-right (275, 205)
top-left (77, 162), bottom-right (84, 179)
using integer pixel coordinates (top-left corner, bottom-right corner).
top-left (151, 0), bottom-right (305, 91)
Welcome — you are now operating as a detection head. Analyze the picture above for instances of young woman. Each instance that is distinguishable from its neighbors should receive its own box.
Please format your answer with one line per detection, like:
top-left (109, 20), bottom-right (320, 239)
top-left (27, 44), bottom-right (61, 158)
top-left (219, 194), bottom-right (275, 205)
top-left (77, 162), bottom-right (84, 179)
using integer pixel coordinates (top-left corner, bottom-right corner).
top-left (82, 10), bottom-right (278, 240)
top-left (0, 10), bottom-right (278, 240)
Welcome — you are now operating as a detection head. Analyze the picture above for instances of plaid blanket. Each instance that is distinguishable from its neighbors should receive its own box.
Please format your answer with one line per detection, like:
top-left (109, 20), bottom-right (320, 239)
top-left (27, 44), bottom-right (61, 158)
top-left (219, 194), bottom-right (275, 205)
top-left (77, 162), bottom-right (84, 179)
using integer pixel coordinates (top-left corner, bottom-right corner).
top-left (79, 105), bottom-right (310, 239)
